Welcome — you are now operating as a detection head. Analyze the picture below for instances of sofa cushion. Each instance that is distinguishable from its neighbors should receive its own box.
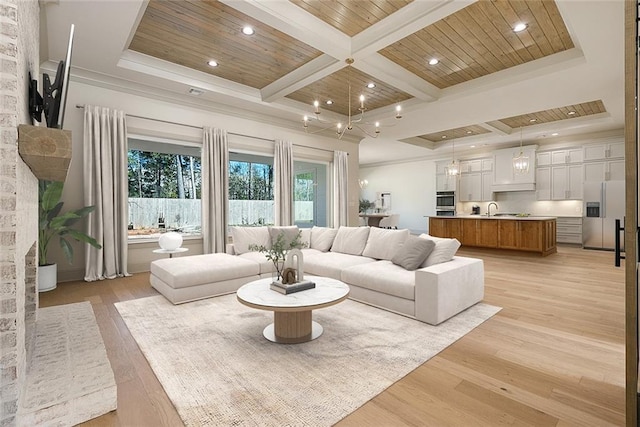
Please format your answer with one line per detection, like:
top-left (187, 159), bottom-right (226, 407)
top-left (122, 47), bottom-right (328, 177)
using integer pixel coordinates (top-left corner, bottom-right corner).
top-left (341, 260), bottom-right (415, 300)
top-left (418, 234), bottom-right (461, 267)
top-left (362, 227), bottom-right (409, 260)
top-left (230, 226), bottom-right (271, 254)
top-left (392, 236), bottom-right (436, 270)
top-left (300, 228), bottom-right (311, 248)
top-left (237, 251), bottom-right (274, 275)
top-left (268, 226), bottom-right (300, 248)
top-left (330, 226), bottom-right (370, 256)
top-left (303, 251), bottom-right (376, 280)
top-left (310, 226), bottom-right (338, 252)
top-left (150, 253), bottom-right (260, 289)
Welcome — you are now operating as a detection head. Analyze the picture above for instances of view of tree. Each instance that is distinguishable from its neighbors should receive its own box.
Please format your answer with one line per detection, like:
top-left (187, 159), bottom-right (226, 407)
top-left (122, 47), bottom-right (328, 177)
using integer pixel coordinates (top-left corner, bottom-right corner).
top-left (229, 160), bottom-right (273, 200)
top-left (295, 172), bottom-right (314, 201)
top-left (128, 150), bottom-right (201, 199)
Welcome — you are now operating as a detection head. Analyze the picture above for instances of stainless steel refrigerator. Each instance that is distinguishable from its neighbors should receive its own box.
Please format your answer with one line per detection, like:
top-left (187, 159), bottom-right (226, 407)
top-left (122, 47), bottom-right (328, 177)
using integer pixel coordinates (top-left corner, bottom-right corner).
top-left (583, 180), bottom-right (625, 250)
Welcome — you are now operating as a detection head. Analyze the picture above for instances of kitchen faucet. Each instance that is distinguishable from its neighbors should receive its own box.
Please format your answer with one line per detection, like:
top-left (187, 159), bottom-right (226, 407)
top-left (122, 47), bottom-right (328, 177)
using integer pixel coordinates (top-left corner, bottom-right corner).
top-left (487, 202), bottom-right (498, 217)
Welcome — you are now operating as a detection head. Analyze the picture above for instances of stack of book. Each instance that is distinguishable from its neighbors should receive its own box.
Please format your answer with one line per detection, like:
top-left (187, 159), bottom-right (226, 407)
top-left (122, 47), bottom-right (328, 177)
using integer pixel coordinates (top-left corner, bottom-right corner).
top-left (270, 280), bottom-right (316, 294)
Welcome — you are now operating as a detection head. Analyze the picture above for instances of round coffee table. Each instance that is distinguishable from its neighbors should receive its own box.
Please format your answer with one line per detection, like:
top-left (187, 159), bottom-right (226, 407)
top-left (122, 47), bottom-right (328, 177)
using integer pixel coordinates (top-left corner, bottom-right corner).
top-left (236, 276), bottom-right (349, 344)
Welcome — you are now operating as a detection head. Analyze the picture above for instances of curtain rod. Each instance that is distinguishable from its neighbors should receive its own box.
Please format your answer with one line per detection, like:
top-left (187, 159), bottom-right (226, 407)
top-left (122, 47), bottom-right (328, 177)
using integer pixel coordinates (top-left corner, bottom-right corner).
top-left (75, 104), bottom-right (341, 154)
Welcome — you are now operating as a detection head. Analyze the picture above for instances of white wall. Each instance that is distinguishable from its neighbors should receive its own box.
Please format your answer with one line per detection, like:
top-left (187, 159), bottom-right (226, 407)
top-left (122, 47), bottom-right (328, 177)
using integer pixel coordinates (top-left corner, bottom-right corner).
top-left (359, 159), bottom-right (437, 234)
top-left (53, 81), bottom-right (361, 280)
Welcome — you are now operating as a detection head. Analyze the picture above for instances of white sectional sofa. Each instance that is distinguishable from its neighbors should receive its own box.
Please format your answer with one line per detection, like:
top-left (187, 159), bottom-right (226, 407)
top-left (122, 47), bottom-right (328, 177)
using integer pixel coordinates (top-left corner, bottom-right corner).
top-left (150, 225), bottom-right (484, 325)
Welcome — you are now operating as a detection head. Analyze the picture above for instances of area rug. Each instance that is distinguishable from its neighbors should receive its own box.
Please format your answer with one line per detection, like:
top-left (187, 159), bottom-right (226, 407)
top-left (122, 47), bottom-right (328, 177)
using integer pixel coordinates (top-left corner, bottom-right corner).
top-left (115, 294), bottom-right (500, 426)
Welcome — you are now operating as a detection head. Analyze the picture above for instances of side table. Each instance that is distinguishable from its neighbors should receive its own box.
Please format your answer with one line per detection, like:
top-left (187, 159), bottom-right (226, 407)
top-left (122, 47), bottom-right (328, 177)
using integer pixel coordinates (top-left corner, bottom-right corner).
top-left (153, 248), bottom-right (189, 258)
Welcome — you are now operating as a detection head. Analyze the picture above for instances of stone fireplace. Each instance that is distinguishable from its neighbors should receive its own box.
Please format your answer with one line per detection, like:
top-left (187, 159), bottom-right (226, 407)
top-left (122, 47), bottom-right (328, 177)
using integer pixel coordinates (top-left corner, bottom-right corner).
top-left (0, 0), bottom-right (41, 424)
top-left (1, 2), bottom-right (116, 425)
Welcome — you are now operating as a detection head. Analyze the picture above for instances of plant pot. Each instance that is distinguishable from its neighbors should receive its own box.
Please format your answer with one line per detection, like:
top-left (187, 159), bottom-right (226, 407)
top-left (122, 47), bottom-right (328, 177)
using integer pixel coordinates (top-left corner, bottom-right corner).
top-left (38, 263), bottom-right (57, 292)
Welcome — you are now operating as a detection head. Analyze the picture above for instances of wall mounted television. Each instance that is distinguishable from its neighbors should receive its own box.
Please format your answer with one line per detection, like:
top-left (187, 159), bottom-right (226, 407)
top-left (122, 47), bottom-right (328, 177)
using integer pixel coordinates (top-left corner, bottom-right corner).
top-left (29, 24), bottom-right (74, 129)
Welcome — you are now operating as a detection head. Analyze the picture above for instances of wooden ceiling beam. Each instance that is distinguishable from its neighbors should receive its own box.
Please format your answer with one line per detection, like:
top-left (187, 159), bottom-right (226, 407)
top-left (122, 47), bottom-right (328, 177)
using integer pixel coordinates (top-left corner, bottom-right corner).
top-left (261, 55), bottom-right (343, 103)
top-left (355, 54), bottom-right (440, 102)
top-left (220, 0), bottom-right (351, 59)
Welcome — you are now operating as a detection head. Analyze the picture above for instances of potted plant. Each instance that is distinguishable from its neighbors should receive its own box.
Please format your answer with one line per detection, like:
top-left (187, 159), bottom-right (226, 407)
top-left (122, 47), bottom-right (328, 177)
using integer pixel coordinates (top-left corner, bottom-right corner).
top-left (38, 181), bottom-right (102, 292)
top-left (249, 231), bottom-right (306, 283)
top-left (359, 199), bottom-right (375, 213)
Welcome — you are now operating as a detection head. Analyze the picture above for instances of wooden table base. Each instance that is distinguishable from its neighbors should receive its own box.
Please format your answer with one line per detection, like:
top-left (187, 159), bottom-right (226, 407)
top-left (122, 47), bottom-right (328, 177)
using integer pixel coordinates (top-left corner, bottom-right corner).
top-left (263, 310), bottom-right (323, 344)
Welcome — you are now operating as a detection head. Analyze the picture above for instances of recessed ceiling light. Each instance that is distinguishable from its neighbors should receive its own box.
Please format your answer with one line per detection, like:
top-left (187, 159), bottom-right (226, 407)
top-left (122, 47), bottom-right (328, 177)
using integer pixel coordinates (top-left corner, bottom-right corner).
top-left (568, 111), bottom-right (576, 115)
top-left (207, 60), bottom-right (218, 67)
top-left (551, 132), bottom-right (559, 136)
top-left (242, 26), bottom-right (254, 35)
top-left (470, 145), bottom-right (476, 148)
top-left (326, 100), bottom-right (333, 105)
top-left (466, 130), bottom-right (472, 134)
top-left (367, 82), bottom-right (376, 89)
top-left (513, 23), bottom-right (527, 32)
top-left (529, 118), bottom-right (537, 123)
top-left (441, 135), bottom-right (447, 139)
top-left (429, 58), bottom-right (439, 65)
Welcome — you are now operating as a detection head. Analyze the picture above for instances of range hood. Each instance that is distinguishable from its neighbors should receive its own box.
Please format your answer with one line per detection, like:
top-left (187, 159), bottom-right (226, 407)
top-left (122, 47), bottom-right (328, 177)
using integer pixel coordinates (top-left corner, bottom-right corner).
top-left (491, 145), bottom-right (537, 193)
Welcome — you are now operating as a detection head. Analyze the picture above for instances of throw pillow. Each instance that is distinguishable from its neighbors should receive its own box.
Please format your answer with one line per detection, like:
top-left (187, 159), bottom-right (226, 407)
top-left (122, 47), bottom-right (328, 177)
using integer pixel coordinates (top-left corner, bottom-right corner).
top-left (330, 226), bottom-right (371, 256)
top-left (268, 226), bottom-right (300, 248)
top-left (230, 226), bottom-right (271, 254)
top-left (310, 226), bottom-right (338, 252)
top-left (391, 236), bottom-right (436, 271)
top-left (419, 234), bottom-right (461, 267)
top-left (361, 227), bottom-right (409, 260)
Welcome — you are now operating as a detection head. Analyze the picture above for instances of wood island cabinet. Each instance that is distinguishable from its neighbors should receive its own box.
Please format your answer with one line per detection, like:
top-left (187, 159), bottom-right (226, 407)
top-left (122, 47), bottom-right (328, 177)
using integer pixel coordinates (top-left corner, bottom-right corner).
top-left (429, 218), bottom-right (463, 241)
top-left (429, 217), bottom-right (556, 256)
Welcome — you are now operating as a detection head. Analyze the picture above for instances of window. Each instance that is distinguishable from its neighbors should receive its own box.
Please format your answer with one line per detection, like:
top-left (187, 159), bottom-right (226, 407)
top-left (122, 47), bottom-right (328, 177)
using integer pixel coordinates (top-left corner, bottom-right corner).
top-left (294, 160), bottom-right (328, 227)
top-left (229, 153), bottom-right (274, 226)
top-left (127, 138), bottom-right (201, 239)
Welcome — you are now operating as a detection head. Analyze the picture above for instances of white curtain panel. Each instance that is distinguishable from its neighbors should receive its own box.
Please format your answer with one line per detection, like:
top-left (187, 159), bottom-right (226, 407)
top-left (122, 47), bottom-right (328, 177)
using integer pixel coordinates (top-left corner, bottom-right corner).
top-left (333, 151), bottom-right (349, 227)
top-left (202, 127), bottom-right (229, 253)
top-left (274, 140), bottom-right (293, 226)
top-left (83, 105), bottom-right (130, 281)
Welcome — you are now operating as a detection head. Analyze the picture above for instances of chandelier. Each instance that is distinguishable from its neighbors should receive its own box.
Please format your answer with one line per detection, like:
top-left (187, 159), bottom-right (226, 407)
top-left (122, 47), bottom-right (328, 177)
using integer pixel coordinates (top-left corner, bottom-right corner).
top-left (303, 58), bottom-right (402, 139)
top-left (513, 126), bottom-right (530, 174)
top-left (445, 137), bottom-right (460, 177)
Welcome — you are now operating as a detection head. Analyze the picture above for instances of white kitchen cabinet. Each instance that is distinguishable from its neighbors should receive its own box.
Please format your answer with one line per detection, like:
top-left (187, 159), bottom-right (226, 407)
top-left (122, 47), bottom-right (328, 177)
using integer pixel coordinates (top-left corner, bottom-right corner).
top-left (537, 152), bottom-right (551, 167)
top-left (436, 173), bottom-right (456, 192)
top-left (492, 145), bottom-right (537, 192)
top-left (556, 217), bottom-right (583, 244)
top-left (536, 167), bottom-right (551, 200)
top-left (460, 159), bottom-right (482, 174)
top-left (583, 141), bottom-right (624, 161)
top-left (584, 160), bottom-right (625, 182)
top-left (481, 171), bottom-right (494, 201)
top-left (458, 172), bottom-right (481, 202)
top-left (435, 160), bottom-right (450, 175)
top-left (551, 164), bottom-right (583, 200)
top-left (551, 148), bottom-right (583, 164)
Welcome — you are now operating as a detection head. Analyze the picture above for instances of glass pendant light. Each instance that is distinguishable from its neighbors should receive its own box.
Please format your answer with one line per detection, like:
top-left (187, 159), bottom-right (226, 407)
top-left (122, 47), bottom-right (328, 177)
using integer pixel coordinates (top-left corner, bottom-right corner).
top-left (445, 137), bottom-right (460, 177)
top-left (513, 126), bottom-right (529, 174)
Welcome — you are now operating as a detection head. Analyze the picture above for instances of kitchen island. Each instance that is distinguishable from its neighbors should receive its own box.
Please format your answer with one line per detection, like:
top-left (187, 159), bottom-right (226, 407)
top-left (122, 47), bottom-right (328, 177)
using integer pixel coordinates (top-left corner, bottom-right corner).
top-left (429, 215), bottom-right (557, 256)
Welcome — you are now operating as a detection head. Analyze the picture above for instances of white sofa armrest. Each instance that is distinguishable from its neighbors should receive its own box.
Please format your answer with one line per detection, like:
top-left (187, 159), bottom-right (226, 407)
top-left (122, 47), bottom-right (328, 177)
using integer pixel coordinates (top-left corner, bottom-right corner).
top-left (226, 244), bottom-right (236, 255)
top-left (414, 256), bottom-right (484, 325)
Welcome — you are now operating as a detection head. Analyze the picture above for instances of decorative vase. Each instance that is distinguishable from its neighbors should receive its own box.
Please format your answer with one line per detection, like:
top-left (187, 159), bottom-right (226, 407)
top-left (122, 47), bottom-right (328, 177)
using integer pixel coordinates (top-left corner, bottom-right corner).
top-left (159, 232), bottom-right (183, 251)
top-left (271, 259), bottom-right (285, 284)
top-left (38, 263), bottom-right (57, 292)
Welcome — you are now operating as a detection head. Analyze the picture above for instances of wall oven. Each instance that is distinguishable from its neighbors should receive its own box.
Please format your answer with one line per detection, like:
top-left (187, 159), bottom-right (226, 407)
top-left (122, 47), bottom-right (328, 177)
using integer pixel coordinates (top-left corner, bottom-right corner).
top-left (436, 191), bottom-right (456, 216)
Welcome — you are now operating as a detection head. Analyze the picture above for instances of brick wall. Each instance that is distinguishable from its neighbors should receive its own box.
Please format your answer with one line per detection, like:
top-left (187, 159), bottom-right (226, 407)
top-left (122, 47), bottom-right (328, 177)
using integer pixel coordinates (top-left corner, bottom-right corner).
top-left (0, 0), bottom-right (39, 425)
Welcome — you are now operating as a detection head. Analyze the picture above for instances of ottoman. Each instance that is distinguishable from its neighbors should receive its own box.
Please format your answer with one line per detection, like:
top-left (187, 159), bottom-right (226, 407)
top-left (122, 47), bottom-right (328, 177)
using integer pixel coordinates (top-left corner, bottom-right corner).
top-left (150, 253), bottom-right (261, 304)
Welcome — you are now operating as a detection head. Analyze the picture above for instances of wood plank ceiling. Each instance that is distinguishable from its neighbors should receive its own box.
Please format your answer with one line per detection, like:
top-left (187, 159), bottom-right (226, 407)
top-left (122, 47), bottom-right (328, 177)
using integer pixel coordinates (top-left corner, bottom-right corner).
top-left (128, 0), bottom-right (589, 141)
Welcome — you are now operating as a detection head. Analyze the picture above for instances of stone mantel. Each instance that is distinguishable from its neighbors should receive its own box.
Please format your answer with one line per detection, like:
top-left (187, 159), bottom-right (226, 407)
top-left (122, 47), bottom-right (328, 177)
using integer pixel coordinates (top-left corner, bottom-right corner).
top-left (17, 124), bottom-right (71, 182)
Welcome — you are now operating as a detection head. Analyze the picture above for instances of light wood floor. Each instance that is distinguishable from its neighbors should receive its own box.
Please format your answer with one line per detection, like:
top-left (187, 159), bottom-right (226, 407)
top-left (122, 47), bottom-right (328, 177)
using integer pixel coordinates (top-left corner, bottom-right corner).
top-left (40, 246), bottom-right (625, 426)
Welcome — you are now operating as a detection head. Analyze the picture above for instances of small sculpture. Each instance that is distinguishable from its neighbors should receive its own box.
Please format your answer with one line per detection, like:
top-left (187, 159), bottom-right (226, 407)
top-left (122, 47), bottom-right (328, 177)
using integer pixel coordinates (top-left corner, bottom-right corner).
top-left (281, 268), bottom-right (297, 284)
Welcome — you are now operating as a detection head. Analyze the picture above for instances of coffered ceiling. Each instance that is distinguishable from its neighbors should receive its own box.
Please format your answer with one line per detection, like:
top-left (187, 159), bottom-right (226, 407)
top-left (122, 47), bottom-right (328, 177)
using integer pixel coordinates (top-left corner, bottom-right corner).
top-left (41, 0), bottom-right (624, 165)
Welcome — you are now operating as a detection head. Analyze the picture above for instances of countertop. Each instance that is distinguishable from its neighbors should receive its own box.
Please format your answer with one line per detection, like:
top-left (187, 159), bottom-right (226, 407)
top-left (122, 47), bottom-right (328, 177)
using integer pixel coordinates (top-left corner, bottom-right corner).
top-left (432, 215), bottom-right (557, 221)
